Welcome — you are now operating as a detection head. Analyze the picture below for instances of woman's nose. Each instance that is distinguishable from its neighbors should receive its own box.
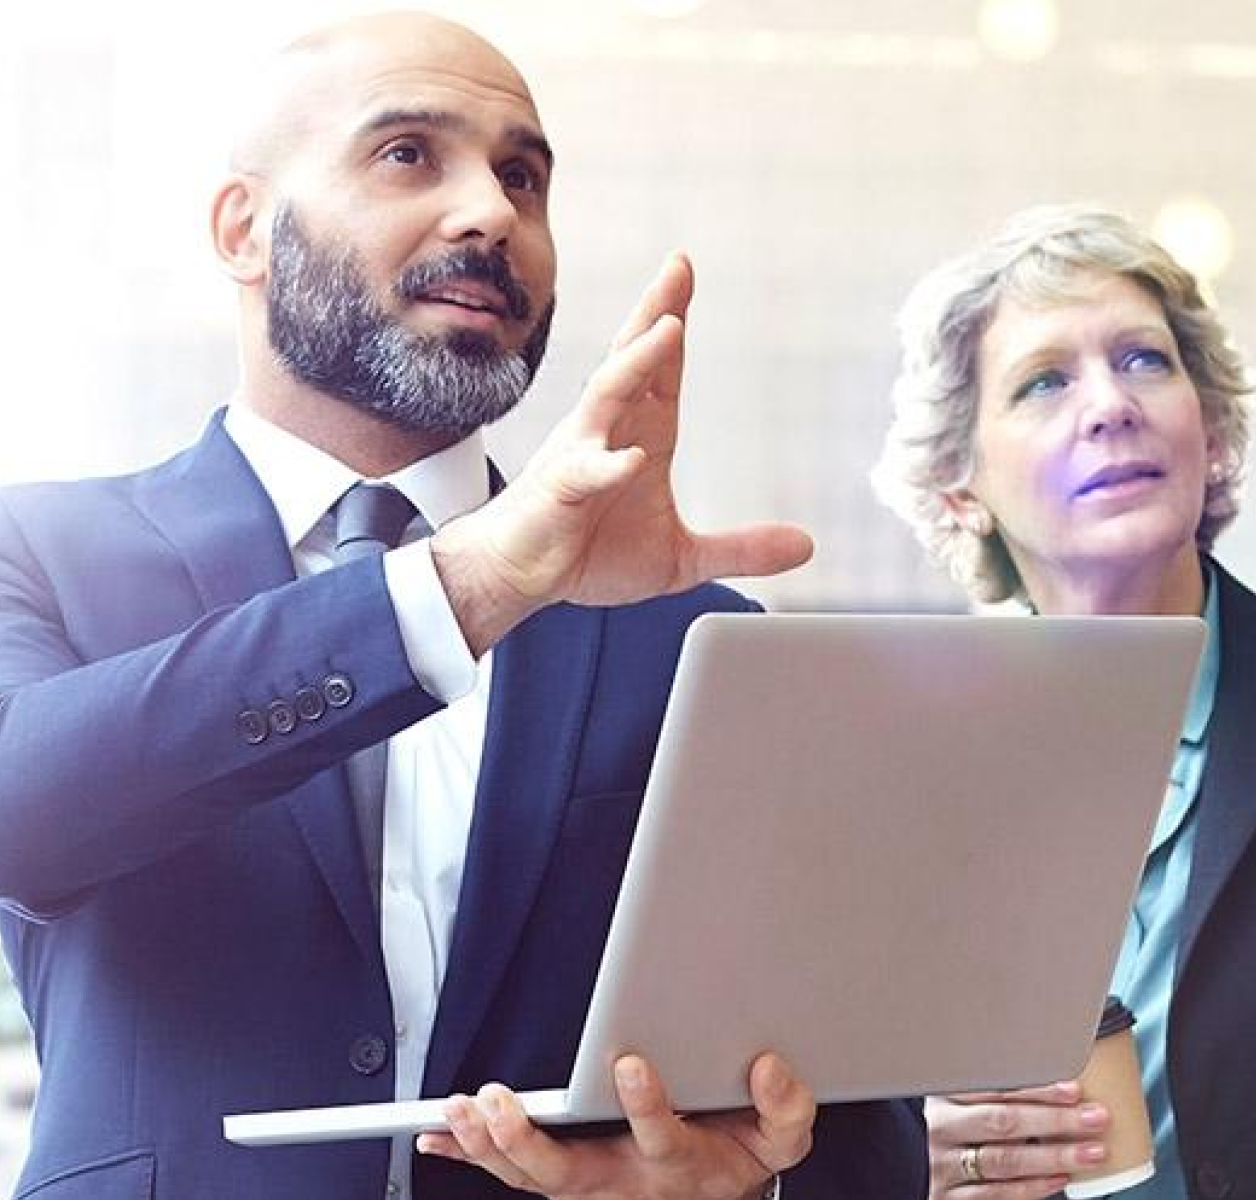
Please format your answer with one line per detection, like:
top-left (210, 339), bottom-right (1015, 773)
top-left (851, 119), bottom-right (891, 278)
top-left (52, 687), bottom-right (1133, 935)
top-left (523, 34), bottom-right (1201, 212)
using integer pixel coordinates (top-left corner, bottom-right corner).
top-left (1082, 368), bottom-right (1142, 438)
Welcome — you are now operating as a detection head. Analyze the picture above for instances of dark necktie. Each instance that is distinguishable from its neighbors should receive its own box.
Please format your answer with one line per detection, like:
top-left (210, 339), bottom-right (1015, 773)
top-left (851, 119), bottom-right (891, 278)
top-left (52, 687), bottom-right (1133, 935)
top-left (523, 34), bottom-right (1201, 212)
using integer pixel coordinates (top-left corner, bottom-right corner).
top-left (332, 482), bottom-right (427, 906)
top-left (334, 482), bottom-right (421, 562)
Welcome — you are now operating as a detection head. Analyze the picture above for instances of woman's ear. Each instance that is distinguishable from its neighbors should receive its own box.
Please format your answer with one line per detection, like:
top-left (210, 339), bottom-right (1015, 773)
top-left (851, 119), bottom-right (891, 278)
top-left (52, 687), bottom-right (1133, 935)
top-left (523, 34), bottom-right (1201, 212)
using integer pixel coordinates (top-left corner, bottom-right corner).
top-left (1204, 432), bottom-right (1227, 485)
top-left (944, 489), bottom-right (995, 538)
top-left (210, 174), bottom-right (270, 287)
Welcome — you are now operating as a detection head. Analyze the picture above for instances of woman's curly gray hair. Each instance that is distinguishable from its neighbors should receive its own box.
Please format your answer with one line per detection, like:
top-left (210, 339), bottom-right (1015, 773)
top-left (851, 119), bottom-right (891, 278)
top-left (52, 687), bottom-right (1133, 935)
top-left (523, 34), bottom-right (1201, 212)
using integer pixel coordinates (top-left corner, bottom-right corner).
top-left (871, 203), bottom-right (1251, 604)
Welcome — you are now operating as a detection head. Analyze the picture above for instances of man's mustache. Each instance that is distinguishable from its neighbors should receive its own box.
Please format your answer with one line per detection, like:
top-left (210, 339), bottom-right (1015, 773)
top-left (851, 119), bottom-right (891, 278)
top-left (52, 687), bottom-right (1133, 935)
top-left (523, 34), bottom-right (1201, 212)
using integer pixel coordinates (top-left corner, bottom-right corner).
top-left (396, 248), bottom-right (533, 321)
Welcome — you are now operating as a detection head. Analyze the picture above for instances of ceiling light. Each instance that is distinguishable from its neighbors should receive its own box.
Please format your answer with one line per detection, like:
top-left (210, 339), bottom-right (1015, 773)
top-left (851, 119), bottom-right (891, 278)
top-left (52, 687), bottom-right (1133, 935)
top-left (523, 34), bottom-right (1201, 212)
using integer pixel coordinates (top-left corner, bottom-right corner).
top-left (977, 0), bottom-right (1059, 62)
top-left (1152, 197), bottom-right (1235, 286)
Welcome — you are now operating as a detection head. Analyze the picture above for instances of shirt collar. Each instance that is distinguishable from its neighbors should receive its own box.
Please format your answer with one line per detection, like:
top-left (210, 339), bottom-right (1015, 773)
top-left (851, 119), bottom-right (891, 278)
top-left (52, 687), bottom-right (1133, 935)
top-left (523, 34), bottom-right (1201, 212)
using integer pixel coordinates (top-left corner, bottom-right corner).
top-left (223, 402), bottom-right (490, 551)
top-left (1181, 562), bottom-right (1221, 747)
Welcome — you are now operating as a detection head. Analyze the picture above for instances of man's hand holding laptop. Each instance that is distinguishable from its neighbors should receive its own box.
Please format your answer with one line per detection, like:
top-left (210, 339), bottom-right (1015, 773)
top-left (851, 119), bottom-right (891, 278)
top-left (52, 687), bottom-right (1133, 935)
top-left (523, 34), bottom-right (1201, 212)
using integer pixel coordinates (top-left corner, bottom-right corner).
top-left (416, 1051), bottom-right (814, 1199)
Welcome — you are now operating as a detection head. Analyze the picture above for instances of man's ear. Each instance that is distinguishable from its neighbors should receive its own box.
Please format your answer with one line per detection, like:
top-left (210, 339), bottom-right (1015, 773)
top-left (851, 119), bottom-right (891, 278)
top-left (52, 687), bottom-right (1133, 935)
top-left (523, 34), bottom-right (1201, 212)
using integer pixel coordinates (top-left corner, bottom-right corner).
top-left (210, 174), bottom-right (270, 286)
top-left (943, 489), bottom-right (994, 538)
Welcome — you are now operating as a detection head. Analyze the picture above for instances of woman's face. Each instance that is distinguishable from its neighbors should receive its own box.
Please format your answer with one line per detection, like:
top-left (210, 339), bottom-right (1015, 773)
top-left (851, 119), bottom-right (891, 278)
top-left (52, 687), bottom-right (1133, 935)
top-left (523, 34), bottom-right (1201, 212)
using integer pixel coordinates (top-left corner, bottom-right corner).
top-left (954, 270), bottom-right (1211, 608)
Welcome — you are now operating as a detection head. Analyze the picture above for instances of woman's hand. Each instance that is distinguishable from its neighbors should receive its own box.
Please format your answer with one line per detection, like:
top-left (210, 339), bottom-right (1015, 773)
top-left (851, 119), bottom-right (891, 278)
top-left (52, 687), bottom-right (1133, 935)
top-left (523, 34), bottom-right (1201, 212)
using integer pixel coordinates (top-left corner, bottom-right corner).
top-left (926, 1083), bottom-right (1110, 1198)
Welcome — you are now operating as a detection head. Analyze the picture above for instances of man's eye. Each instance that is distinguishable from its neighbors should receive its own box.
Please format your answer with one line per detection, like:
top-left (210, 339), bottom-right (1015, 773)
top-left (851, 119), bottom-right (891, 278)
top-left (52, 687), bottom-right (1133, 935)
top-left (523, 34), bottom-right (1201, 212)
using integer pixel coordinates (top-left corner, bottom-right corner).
top-left (500, 160), bottom-right (543, 193)
top-left (1013, 369), bottom-right (1068, 402)
top-left (381, 141), bottom-right (429, 167)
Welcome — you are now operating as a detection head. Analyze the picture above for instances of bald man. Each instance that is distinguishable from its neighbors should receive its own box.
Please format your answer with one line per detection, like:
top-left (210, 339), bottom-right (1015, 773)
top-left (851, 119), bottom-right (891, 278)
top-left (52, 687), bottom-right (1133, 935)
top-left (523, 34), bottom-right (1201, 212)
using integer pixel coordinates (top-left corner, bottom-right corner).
top-left (0, 12), bottom-right (925, 1200)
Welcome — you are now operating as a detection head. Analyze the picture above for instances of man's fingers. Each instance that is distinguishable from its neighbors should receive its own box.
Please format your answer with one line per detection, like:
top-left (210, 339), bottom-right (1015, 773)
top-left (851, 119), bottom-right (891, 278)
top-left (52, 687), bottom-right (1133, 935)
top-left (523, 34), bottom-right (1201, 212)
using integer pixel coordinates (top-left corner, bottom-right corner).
top-left (573, 315), bottom-right (684, 443)
top-left (438, 1091), bottom-right (537, 1192)
top-left (690, 523), bottom-right (815, 584)
top-left (476, 1083), bottom-right (575, 1189)
top-left (748, 1054), bottom-right (816, 1170)
top-left (515, 443), bottom-right (647, 519)
top-left (414, 1130), bottom-right (467, 1161)
top-left (637, 258), bottom-right (690, 403)
top-left (614, 1055), bottom-right (689, 1162)
top-left (611, 252), bottom-right (695, 350)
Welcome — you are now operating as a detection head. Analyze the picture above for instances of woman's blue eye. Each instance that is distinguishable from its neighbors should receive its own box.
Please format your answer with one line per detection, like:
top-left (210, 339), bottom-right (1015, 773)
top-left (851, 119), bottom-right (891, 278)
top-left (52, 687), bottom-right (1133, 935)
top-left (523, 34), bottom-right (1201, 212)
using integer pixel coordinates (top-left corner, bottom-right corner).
top-left (1121, 347), bottom-right (1172, 373)
top-left (1013, 369), bottom-right (1068, 402)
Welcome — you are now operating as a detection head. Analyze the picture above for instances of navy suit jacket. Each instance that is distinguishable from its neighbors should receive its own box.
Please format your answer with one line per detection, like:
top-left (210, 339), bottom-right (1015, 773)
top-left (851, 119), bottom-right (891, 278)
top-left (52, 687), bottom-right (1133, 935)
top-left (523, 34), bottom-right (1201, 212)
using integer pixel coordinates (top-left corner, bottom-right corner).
top-left (1035, 560), bottom-right (1256, 1200)
top-left (1162, 561), bottom-right (1256, 1200)
top-left (0, 414), bottom-right (924, 1200)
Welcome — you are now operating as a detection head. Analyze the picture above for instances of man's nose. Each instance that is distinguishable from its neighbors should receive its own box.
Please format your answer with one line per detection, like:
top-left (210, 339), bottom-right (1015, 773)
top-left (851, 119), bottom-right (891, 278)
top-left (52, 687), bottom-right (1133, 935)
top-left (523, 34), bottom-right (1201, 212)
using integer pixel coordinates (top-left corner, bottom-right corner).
top-left (437, 166), bottom-right (518, 247)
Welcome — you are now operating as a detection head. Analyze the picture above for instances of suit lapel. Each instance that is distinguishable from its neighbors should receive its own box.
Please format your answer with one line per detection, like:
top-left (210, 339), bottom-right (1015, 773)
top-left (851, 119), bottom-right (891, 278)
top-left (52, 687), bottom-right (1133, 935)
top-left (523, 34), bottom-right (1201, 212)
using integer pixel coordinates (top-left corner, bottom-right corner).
top-left (1178, 564), bottom-right (1256, 975)
top-left (135, 410), bottom-right (296, 608)
top-left (422, 602), bottom-right (606, 1095)
top-left (134, 412), bottom-right (381, 964)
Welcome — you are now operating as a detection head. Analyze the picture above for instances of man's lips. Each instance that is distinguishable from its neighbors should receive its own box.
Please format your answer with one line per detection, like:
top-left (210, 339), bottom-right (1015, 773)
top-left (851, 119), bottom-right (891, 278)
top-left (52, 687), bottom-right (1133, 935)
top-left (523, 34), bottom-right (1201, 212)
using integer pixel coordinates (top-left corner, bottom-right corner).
top-left (412, 281), bottom-right (508, 318)
top-left (396, 247), bottom-right (532, 321)
top-left (1074, 460), bottom-right (1165, 499)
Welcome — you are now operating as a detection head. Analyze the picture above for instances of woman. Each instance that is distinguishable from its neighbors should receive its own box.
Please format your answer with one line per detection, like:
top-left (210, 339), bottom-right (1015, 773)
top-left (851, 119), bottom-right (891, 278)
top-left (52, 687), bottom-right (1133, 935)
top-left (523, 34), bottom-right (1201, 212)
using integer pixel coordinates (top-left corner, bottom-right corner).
top-left (872, 203), bottom-right (1253, 1200)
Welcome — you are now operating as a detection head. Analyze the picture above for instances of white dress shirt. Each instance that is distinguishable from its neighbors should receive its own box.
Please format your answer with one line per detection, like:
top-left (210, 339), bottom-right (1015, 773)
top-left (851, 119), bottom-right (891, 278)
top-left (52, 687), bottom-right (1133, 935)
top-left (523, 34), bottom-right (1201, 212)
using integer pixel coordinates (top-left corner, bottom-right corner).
top-left (222, 406), bottom-right (782, 1200)
top-left (223, 404), bottom-right (490, 1200)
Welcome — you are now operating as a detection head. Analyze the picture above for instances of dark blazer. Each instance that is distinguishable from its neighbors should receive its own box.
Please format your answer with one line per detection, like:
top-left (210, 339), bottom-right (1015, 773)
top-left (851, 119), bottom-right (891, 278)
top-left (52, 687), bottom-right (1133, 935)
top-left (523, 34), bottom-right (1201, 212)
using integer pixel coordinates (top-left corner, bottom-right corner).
top-left (1166, 561), bottom-right (1256, 1200)
top-left (0, 413), bottom-right (924, 1200)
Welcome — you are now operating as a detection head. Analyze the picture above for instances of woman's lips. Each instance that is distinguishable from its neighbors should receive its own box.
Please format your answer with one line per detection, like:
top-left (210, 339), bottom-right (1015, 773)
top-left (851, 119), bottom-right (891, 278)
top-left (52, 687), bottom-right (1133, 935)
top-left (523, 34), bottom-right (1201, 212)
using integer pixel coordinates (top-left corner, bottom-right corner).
top-left (1074, 461), bottom-right (1164, 500)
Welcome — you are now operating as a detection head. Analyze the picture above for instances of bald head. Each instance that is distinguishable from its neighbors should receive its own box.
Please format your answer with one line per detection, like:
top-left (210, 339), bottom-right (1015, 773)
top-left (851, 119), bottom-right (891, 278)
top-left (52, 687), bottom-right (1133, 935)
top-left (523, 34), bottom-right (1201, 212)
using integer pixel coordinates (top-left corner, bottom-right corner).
top-left (212, 7), bottom-right (558, 464)
top-left (230, 11), bottom-right (537, 178)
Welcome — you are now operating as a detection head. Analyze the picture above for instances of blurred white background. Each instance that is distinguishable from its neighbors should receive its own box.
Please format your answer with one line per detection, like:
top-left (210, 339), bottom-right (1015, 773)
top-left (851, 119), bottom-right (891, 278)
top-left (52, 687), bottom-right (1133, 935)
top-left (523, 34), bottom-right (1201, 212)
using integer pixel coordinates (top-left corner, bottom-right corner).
top-left (4, 0), bottom-right (1256, 1188)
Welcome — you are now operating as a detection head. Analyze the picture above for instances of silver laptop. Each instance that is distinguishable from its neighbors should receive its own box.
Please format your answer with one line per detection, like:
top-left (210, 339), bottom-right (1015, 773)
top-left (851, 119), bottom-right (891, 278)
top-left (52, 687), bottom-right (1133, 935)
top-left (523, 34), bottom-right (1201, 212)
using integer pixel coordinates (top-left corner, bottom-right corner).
top-left (225, 611), bottom-right (1204, 1147)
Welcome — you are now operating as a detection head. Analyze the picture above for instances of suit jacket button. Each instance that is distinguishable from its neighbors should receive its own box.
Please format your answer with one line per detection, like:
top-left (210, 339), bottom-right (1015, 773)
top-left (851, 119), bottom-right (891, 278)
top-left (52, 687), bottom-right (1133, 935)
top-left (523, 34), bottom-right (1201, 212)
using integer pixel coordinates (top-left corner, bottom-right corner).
top-left (1197, 1164), bottom-right (1233, 1200)
top-left (267, 699), bottom-right (298, 735)
top-left (295, 686), bottom-right (327, 722)
top-left (323, 673), bottom-right (356, 709)
top-left (237, 708), bottom-right (268, 745)
top-left (349, 1033), bottom-right (389, 1076)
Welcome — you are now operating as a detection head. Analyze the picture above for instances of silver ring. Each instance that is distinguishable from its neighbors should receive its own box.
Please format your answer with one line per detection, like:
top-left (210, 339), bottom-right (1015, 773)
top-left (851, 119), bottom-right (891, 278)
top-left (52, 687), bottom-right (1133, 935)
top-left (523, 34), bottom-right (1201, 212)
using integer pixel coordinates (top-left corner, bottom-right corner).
top-left (959, 1145), bottom-right (985, 1184)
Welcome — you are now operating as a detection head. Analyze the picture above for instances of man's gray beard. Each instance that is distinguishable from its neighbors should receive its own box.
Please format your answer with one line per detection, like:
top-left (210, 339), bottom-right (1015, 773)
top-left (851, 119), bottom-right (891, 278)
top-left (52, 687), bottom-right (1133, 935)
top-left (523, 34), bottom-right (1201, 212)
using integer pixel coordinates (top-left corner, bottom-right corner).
top-left (267, 204), bottom-right (552, 439)
top-left (349, 319), bottom-right (532, 438)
